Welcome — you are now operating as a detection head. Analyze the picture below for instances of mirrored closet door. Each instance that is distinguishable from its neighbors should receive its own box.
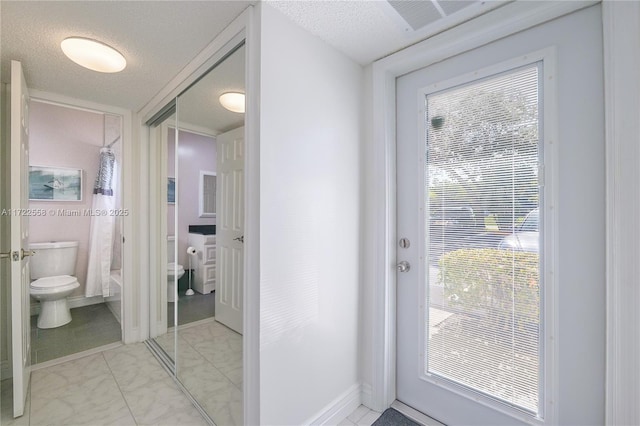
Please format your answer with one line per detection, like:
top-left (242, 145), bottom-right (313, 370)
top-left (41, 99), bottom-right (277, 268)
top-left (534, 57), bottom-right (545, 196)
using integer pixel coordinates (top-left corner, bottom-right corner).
top-left (148, 42), bottom-right (245, 425)
top-left (148, 111), bottom-right (178, 367)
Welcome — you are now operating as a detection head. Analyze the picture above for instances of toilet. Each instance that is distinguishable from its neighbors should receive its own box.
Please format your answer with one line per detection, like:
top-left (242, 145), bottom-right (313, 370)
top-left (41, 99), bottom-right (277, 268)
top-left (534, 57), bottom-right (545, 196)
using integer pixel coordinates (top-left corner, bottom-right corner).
top-left (167, 236), bottom-right (185, 302)
top-left (29, 241), bottom-right (80, 329)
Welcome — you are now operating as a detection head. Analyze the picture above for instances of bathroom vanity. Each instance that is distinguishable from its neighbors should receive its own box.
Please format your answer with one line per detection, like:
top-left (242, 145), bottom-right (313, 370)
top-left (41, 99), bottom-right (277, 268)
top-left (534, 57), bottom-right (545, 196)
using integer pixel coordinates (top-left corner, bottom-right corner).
top-left (188, 226), bottom-right (216, 294)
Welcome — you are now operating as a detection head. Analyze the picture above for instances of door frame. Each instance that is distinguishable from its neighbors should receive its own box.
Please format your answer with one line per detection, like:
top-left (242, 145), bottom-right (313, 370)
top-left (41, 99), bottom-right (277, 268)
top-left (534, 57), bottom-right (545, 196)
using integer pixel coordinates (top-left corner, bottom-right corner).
top-left (138, 6), bottom-right (260, 425)
top-left (602, 2), bottom-right (640, 425)
top-left (27, 90), bottom-right (135, 342)
top-left (367, 0), bottom-right (638, 423)
top-left (397, 49), bottom-right (558, 424)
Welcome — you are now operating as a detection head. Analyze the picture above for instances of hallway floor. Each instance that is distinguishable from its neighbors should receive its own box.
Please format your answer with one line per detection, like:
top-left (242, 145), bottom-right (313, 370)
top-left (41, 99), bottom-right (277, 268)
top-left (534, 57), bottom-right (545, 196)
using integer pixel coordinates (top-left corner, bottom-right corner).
top-left (1, 343), bottom-right (206, 426)
top-left (2, 329), bottom-right (387, 426)
top-left (155, 319), bottom-right (242, 424)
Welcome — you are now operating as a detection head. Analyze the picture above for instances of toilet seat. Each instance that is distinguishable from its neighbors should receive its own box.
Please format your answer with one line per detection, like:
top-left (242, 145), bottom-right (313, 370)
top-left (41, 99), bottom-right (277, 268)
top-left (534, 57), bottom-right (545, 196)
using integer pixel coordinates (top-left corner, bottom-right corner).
top-left (167, 263), bottom-right (184, 275)
top-left (30, 275), bottom-right (80, 294)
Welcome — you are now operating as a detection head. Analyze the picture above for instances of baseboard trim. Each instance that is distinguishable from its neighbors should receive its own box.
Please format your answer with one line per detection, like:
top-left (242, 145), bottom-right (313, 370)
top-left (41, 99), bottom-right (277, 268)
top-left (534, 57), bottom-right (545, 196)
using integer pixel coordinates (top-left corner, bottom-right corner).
top-left (361, 382), bottom-right (373, 409)
top-left (1, 360), bottom-right (11, 380)
top-left (123, 326), bottom-right (140, 345)
top-left (167, 316), bottom-right (217, 333)
top-left (30, 294), bottom-right (105, 316)
top-left (307, 383), bottom-right (362, 426)
top-left (31, 341), bottom-right (123, 371)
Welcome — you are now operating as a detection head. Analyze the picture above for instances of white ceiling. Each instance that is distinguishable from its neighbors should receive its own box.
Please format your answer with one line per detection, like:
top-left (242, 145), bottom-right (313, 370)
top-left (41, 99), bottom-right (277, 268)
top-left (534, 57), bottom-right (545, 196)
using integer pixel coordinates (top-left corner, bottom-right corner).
top-left (178, 44), bottom-right (246, 134)
top-left (1, 1), bottom-right (252, 111)
top-left (1, 0), bottom-right (505, 122)
top-left (266, 0), bottom-right (508, 65)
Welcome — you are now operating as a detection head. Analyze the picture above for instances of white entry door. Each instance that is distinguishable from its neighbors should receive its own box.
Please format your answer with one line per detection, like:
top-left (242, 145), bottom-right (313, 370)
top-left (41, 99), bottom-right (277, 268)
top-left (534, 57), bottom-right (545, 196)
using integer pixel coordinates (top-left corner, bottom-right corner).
top-left (215, 126), bottom-right (244, 334)
top-left (9, 60), bottom-right (32, 418)
top-left (396, 7), bottom-right (604, 425)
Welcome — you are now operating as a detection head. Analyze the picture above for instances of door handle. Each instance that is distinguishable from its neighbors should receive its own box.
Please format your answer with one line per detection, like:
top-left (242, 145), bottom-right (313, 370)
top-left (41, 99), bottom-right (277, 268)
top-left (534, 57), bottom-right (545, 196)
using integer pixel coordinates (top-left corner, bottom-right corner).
top-left (21, 249), bottom-right (36, 259)
top-left (0, 251), bottom-right (10, 260)
top-left (397, 261), bottom-right (411, 273)
top-left (233, 236), bottom-right (244, 243)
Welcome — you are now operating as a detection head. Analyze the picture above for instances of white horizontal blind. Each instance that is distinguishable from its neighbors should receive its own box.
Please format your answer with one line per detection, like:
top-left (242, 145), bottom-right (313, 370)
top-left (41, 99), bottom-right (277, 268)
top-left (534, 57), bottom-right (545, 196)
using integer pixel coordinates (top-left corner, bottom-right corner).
top-left (425, 64), bottom-right (542, 415)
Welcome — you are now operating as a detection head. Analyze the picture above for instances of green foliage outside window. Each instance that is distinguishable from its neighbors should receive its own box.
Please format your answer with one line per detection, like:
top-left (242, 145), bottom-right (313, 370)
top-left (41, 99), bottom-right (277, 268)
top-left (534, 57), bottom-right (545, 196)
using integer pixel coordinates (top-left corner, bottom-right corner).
top-left (440, 248), bottom-right (540, 331)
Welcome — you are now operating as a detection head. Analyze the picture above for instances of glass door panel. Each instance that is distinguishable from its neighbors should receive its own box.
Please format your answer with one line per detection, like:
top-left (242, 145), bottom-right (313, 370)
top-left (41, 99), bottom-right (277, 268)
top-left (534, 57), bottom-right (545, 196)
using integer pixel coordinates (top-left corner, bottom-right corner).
top-left (425, 65), bottom-right (542, 414)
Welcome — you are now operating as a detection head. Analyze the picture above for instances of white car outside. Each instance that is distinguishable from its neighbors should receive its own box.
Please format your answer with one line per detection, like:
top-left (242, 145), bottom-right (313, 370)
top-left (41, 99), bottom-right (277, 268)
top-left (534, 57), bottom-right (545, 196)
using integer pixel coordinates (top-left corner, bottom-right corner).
top-left (497, 208), bottom-right (539, 252)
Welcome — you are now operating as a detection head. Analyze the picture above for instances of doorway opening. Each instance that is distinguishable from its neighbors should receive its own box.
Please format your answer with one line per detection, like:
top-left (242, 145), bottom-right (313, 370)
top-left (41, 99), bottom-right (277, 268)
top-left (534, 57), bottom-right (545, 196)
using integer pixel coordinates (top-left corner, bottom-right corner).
top-left (27, 99), bottom-right (124, 365)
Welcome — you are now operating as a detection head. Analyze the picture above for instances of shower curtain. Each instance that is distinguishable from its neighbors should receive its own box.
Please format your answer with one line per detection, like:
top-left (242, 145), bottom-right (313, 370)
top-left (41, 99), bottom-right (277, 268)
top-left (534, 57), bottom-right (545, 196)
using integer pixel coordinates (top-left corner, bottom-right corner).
top-left (85, 147), bottom-right (117, 297)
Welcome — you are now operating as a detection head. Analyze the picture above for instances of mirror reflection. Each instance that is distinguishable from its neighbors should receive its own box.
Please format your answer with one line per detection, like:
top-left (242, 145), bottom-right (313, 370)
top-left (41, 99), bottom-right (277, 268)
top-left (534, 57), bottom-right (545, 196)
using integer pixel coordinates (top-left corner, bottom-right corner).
top-left (152, 43), bottom-right (245, 425)
top-left (150, 112), bottom-right (178, 365)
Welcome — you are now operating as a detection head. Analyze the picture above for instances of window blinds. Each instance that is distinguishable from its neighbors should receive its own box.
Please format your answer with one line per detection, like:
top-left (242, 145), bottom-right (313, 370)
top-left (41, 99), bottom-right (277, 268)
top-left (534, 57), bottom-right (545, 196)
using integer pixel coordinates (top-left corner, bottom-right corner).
top-left (425, 64), bottom-right (542, 415)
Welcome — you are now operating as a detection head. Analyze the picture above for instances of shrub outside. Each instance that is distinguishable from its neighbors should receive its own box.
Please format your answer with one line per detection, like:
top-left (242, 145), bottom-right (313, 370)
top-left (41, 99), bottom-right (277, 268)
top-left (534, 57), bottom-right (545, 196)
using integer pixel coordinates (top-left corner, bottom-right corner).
top-left (440, 248), bottom-right (539, 331)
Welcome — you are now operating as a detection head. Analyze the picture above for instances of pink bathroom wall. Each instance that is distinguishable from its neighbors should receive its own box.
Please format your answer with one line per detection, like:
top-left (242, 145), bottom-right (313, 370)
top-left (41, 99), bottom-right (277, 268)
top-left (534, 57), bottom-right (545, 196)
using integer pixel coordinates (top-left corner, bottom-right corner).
top-left (28, 101), bottom-right (109, 298)
top-left (167, 129), bottom-right (216, 266)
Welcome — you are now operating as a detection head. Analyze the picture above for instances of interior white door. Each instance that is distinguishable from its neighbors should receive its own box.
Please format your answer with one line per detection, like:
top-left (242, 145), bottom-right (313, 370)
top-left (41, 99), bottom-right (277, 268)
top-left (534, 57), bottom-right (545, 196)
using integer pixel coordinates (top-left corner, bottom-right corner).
top-left (10, 60), bottom-right (32, 418)
top-left (396, 7), bottom-right (604, 425)
top-left (215, 126), bottom-right (244, 334)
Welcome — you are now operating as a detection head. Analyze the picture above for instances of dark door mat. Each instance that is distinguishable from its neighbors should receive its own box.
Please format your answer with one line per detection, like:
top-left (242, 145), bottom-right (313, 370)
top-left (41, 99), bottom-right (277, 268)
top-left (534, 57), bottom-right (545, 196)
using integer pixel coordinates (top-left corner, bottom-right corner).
top-left (372, 408), bottom-right (421, 426)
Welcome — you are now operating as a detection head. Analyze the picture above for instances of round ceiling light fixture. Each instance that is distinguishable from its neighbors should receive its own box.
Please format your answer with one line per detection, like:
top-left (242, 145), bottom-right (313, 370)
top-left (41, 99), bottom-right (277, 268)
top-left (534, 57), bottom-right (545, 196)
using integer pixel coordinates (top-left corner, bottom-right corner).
top-left (61, 37), bottom-right (126, 73)
top-left (219, 92), bottom-right (245, 113)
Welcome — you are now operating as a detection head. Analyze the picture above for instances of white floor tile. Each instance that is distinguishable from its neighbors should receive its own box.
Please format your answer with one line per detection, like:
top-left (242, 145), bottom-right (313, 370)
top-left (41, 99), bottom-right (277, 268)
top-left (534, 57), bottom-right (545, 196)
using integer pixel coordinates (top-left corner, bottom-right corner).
top-left (6, 324), bottom-right (247, 426)
top-left (356, 410), bottom-right (383, 426)
top-left (103, 343), bottom-right (166, 391)
top-left (348, 405), bottom-right (372, 423)
top-left (337, 418), bottom-right (357, 426)
top-left (121, 376), bottom-right (207, 426)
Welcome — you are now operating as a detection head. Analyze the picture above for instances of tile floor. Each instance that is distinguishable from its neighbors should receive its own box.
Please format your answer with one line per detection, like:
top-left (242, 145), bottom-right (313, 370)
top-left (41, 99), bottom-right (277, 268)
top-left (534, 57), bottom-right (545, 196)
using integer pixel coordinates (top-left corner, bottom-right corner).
top-left (341, 405), bottom-right (383, 426)
top-left (3, 322), bottom-right (386, 426)
top-left (154, 319), bottom-right (242, 425)
top-left (31, 303), bottom-right (121, 364)
top-left (1, 343), bottom-right (207, 426)
top-left (167, 289), bottom-right (216, 327)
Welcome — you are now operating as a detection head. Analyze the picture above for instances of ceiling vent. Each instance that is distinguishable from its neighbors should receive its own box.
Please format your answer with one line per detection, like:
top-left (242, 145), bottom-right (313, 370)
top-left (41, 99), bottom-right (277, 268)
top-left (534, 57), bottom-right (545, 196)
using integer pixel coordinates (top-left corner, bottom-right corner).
top-left (380, 0), bottom-right (508, 36)
top-left (388, 0), bottom-right (443, 31)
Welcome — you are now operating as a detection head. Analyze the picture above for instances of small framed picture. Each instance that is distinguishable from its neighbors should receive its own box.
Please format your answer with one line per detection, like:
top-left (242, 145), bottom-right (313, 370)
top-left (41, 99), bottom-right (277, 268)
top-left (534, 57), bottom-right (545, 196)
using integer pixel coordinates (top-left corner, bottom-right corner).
top-left (29, 166), bottom-right (83, 201)
top-left (168, 177), bottom-right (176, 204)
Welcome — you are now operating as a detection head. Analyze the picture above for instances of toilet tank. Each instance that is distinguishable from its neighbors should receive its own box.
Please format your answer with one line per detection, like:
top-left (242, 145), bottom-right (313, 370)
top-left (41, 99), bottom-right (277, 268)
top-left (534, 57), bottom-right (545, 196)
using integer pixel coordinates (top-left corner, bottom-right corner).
top-left (29, 241), bottom-right (79, 280)
top-left (167, 236), bottom-right (176, 263)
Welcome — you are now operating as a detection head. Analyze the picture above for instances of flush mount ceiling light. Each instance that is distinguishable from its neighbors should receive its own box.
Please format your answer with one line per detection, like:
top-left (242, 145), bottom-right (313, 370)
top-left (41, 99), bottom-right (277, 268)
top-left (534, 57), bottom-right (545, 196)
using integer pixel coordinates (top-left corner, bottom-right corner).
top-left (219, 92), bottom-right (245, 113)
top-left (61, 37), bottom-right (126, 73)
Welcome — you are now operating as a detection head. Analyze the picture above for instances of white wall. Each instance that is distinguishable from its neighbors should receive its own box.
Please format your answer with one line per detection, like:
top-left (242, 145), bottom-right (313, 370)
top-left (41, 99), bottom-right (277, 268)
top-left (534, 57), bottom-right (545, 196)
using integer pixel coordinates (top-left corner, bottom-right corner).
top-left (258, 4), bottom-right (363, 424)
top-left (28, 101), bottom-right (112, 298)
top-left (359, 65), bottom-right (375, 404)
top-left (167, 129), bottom-right (217, 267)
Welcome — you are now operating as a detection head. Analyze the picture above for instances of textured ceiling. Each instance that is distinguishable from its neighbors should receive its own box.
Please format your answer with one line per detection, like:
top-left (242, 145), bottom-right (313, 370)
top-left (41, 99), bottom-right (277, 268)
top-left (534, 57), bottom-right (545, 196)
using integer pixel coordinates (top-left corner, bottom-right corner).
top-left (266, 0), bottom-right (407, 65)
top-left (178, 44), bottom-right (245, 134)
top-left (266, 0), bottom-right (508, 65)
top-left (1, 0), bottom-right (506, 119)
top-left (1, 1), bottom-right (252, 111)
